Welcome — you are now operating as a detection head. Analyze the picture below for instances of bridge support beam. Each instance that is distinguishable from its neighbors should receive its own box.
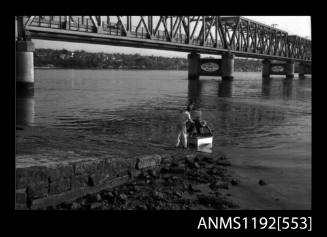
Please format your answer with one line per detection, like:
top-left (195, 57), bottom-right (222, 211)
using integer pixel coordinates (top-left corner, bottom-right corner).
top-left (188, 53), bottom-right (200, 80)
top-left (221, 53), bottom-right (234, 80)
top-left (262, 59), bottom-right (270, 78)
top-left (285, 61), bottom-right (295, 79)
top-left (299, 62), bottom-right (311, 79)
top-left (16, 40), bottom-right (35, 95)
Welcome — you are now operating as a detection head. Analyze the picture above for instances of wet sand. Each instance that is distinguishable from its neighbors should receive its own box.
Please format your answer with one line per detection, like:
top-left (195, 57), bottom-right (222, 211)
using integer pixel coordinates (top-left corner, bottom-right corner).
top-left (224, 145), bottom-right (311, 210)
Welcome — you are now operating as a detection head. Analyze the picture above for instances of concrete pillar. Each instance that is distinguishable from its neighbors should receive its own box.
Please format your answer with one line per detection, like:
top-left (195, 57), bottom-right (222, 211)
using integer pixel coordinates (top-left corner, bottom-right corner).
top-left (285, 60), bottom-right (295, 79)
top-left (16, 94), bottom-right (35, 126)
top-left (262, 59), bottom-right (270, 78)
top-left (188, 53), bottom-right (200, 80)
top-left (221, 53), bottom-right (234, 80)
top-left (299, 62), bottom-right (306, 79)
top-left (16, 41), bottom-right (35, 95)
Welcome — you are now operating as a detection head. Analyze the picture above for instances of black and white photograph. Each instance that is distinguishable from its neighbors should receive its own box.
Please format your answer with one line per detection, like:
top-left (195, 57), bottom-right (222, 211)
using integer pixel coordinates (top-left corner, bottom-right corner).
top-left (15, 16), bottom-right (311, 214)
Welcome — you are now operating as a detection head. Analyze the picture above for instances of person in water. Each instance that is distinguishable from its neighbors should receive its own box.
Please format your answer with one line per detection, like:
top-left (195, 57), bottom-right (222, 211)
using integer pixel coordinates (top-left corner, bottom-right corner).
top-left (176, 103), bottom-right (194, 148)
top-left (188, 109), bottom-right (213, 136)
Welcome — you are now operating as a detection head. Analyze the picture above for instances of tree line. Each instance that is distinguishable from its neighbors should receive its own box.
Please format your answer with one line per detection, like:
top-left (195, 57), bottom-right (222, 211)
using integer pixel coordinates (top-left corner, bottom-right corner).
top-left (34, 48), bottom-right (262, 71)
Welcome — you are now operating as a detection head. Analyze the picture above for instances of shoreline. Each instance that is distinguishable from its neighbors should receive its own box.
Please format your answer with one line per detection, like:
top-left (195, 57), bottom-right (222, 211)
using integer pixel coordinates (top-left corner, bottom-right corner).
top-left (16, 125), bottom-right (238, 210)
top-left (16, 125), bottom-right (310, 210)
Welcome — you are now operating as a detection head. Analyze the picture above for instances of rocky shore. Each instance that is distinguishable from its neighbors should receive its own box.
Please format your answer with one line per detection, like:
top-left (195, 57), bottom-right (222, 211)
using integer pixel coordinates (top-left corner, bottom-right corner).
top-left (45, 153), bottom-right (239, 210)
top-left (16, 126), bottom-right (240, 210)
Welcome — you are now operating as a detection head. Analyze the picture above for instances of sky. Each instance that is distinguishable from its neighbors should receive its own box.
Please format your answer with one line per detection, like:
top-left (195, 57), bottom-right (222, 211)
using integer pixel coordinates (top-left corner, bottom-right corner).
top-left (33, 16), bottom-right (311, 58)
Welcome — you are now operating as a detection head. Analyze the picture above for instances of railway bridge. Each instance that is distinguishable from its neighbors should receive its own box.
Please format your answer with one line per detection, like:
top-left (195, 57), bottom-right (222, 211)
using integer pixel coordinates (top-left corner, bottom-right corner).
top-left (15, 16), bottom-right (312, 93)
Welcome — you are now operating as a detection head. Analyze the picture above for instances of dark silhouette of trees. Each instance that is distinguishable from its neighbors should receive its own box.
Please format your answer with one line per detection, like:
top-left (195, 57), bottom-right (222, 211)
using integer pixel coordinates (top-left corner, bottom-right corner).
top-left (34, 48), bottom-right (262, 71)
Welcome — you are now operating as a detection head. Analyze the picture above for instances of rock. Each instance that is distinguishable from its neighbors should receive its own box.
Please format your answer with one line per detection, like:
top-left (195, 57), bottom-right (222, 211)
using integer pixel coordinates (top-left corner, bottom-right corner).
top-left (216, 160), bottom-right (231, 166)
top-left (85, 193), bottom-right (100, 203)
top-left (90, 202), bottom-right (102, 210)
top-left (161, 154), bottom-right (173, 164)
top-left (16, 188), bottom-right (27, 205)
top-left (170, 160), bottom-right (179, 167)
top-left (258, 179), bottom-right (267, 186)
top-left (133, 185), bottom-right (140, 192)
top-left (136, 154), bottom-right (162, 170)
top-left (217, 152), bottom-right (227, 160)
top-left (162, 174), bottom-right (171, 180)
top-left (188, 184), bottom-right (201, 193)
top-left (197, 194), bottom-right (224, 209)
top-left (209, 181), bottom-right (229, 190)
top-left (185, 154), bottom-right (196, 164)
top-left (128, 170), bottom-right (141, 179)
top-left (96, 194), bottom-right (102, 202)
top-left (147, 169), bottom-right (158, 178)
top-left (153, 191), bottom-right (165, 200)
top-left (231, 179), bottom-right (239, 186)
top-left (169, 167), bottom-right (185, 174)
top-left (174, 191), bottom-right (183, 198)
top-left (119, 194), bottom-right (128, 202)
top-left (136, 204), bottom-right (148, 210)
top-left (207, 167), bottom-right (222, 175)
top-left (193, 162), bottom-right (200, 169)
top-left (186, 158), bottom-right (200, 169)
top-left (71, 202), bottom-right (81, 210)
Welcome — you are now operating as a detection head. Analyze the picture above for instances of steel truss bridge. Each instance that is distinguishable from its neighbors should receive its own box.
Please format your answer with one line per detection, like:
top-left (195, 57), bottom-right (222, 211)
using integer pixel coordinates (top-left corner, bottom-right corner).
top-left (17, 16), bottom-right (311, 63)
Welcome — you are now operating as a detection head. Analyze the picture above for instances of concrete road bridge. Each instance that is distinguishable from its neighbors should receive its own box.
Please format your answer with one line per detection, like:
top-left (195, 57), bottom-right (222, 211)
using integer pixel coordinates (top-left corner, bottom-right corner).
top-left (15, 16), bottom-right (311, 93)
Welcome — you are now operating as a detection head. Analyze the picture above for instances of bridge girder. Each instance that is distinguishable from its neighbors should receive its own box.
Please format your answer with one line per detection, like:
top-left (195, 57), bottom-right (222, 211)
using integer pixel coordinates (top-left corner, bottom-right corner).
top-left (18, 16), bottom-right (311, 62)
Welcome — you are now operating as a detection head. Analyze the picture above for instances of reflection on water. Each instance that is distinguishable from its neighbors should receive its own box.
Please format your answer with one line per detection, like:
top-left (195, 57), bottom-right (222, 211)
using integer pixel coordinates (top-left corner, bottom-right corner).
top-left (16, 94), bottom-right (35, 126)
top-left (197, 143), bottom-right (213, 153)
top-left (218, 80), bottom-right (233, 97)
top-left (187, 80), bottom-right (203, 105)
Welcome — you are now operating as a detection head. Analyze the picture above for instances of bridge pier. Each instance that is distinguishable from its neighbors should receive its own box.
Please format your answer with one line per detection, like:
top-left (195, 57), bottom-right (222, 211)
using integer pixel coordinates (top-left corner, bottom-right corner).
top-left (262, 59), bottom-right (294, 79)
top-left (188, 53), bottom-right (200, 80)
top-left (299, 62), bottom-right (311, 79)
top-left (16, 40), bottom-right (35, 95)
top-left (188, 52), bottom-right (234, 80)
top-left (221, 53), bottom-right (234, 80)
top-left (285, 61), bottom-right (295, 79)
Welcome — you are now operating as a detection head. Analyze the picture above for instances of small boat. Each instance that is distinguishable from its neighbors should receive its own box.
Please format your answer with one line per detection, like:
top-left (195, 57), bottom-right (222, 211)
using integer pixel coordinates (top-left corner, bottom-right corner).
top-left (188, 133), bottom-right (213, 147)
top-left (186, 111), bottom-right (213, 147)
top-left (187, 125), bottom-right (213, 147)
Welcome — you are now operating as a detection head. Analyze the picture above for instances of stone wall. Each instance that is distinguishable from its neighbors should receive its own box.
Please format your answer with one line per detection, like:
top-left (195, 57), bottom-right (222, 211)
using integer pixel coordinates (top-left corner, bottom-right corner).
top-left (16, 154), bottom-right (164, 209)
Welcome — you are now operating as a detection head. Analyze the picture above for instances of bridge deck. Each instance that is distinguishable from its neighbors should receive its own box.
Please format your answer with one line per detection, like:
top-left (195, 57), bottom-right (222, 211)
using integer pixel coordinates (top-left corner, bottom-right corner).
top-left (18, 16), bottom-right (311, 63)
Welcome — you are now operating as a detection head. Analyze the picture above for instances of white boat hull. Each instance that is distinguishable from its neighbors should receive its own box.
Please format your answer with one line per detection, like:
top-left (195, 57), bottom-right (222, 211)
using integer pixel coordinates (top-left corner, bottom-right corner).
top-left (188, 136), bottom-right (213, 147)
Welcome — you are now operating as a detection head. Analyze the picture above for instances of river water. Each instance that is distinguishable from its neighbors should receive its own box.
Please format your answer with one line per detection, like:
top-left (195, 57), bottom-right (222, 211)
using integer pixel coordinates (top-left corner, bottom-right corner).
top-left (16, 69), bottom-right (311, 209)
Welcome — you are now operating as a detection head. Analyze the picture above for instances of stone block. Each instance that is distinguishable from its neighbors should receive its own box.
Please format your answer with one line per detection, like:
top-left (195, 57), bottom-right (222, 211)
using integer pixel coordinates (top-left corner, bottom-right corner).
top-left (71, 175), bottom-right (88, 189)
top-left (160, 154), bottom-right (173, 164)
top-left (26, 181), bottom-right (49, 199)
top-left (16, 188), bottom-right (27, 204)
top-left (136, 155), bottom-right (162, 170)
top-left (74, 159), bottom-right (105, 176)
top-left (48, 165), bottom-right (74, 182)
top-left (49, 177), bottom-right (72, 195)
top-left (16, 166), bottom-right (49, 189)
